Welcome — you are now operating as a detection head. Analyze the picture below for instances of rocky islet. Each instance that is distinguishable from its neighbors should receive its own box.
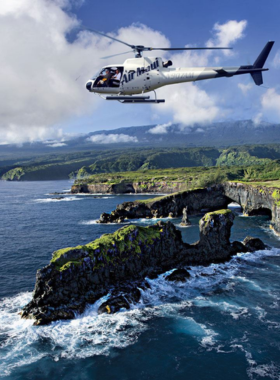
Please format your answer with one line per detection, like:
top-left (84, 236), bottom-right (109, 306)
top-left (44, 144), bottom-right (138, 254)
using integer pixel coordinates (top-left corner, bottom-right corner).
top-left (22, 208), bottom-right (266, 325)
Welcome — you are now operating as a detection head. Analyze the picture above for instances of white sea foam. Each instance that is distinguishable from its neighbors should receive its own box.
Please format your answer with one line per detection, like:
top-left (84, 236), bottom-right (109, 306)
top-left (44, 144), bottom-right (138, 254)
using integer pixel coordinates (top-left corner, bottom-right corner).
top-left (247, 362), bottom-right (280, 380)
top-left (33, 197), bottom-right (83, 203)
top-left (68, 193), bottom-right (104, 196)
top-left (193, 298), bottom-right (250, 320)
top-left (79, 219), bottom-right (130, 225)
top-left (200, 327), bottom-right (219, 349)
top-left (115, 193), bottom-right (166, 196)
top-left (80, 216), bottom-right (175, 226)
top-left (134, 217), bottom-right (174, 225)
top-left (0, 246), bottom-right (279, 376)
top-left (235, 343), bottom-right (280, 380)
top-left (79, 219), bottom-right (99, 225)
top-left (0, 292), bottom-right (149, 376)
top-left (236, 247), bottom-right (280, 261)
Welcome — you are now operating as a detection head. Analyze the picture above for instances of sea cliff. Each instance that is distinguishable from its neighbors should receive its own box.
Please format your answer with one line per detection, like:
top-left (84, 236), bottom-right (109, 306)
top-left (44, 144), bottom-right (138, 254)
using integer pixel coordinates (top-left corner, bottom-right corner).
top-left (96, 182), bottom-right (280, 234)
top-left (71, 180), bottom-right (186, 194)
top-left (22, 209), bottom-right (265, 325)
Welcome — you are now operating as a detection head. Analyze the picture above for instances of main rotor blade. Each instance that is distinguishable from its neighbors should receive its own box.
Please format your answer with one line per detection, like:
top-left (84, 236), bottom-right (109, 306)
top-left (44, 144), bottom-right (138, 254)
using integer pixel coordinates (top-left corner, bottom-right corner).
top-left (147, 47), bottom-right (232, 51)
top-left (101, 51), bottom-right (133, 59)
top-left (79, 26), bottom-right (134, 49)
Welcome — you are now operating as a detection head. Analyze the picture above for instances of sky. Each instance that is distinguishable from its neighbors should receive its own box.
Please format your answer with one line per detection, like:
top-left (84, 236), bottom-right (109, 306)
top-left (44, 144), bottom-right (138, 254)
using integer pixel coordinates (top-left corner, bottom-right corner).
top-left (0, 0), bottom-right (279, 145)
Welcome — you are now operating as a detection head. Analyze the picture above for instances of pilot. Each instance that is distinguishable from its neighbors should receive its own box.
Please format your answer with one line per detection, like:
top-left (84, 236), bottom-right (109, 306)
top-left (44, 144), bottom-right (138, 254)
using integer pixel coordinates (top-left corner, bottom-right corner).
top-left (98, 69), bottom-right (111, 87)
top-left (111, 69), bottom-right (121, 87)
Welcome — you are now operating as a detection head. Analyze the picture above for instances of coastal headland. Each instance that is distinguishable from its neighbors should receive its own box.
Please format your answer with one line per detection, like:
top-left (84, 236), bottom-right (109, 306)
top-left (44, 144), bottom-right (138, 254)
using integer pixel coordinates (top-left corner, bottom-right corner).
top-left (21, 171), bottom-right (280, 325)
top-left (88, 182), bottom-right (278, 234)
top-left (22, 206), bottom-right (266, 325)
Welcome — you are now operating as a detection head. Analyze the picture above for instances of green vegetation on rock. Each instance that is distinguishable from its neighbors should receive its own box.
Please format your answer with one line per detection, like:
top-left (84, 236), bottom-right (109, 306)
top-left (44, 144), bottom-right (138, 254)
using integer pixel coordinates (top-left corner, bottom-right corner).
top-left (3, 144), bottom-right (280, 181)
top-left (272, 190), bottom-right (280, 206)
top-left (202, 209), bottom-right (232, 223)
top-left (75, 160), bottom-right (280, 195)
top-left (2, 167), bottom-right (25, 181)
top-left (51, 224), bottom-right (164, 271)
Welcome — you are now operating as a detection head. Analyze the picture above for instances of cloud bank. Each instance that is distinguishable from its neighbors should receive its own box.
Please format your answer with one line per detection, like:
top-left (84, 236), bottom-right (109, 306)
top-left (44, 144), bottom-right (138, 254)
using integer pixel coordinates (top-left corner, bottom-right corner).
top-left (0, 0), bottom-right (168, 144)
top-left (0, 3), bottom-right (252, 143)
top-left (148, 122), bottom-right (172, 134)
top-left (209, 20), bottom-right (247, 50)
top-left (272, 51), bottom-right (280, 68)
top-left (87, 134), bottom-right (138, 144)
top-left (154, 19), bottom-right (248, 127)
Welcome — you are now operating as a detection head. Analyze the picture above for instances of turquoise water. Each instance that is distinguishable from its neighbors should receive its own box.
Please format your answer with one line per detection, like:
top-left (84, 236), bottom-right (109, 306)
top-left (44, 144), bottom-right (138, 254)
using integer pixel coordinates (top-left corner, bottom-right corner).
top-left (0, 180), bottom-right (280, 379)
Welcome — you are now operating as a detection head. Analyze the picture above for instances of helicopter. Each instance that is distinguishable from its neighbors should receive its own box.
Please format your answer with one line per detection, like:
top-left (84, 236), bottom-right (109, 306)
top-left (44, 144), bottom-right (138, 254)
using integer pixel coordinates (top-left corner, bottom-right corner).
top-left (85, 29), bottom-right (275, 104)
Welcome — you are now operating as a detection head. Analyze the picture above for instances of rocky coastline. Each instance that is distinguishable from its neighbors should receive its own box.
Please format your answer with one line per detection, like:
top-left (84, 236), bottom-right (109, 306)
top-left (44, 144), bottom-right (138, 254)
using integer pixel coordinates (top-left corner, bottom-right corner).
top-left (71, 180), bottom-right (186, 194)
top-left (96, 182), bottom-right (280, 234)
top-left (22, 209), bottom-right (266, 325)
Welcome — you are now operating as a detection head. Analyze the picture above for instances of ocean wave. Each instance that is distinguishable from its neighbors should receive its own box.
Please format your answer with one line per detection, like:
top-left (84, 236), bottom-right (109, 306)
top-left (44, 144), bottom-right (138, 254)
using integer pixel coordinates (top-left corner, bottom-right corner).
top-left (247, 362), bottom-right (280, 380)
top-left (115, 193), bottom-right (166, 196)
top-left (72, 194), bottom-right (115, 198)
top-left (79, 219), bottom-right (99, 225)
top-left (129, 217), bottom-right (175, 225)
top-left (33, 197), bottom-right (83, 203)
top-left (0, 292), bottom-right (149, 376)
top-left (79, 219), bottom-right (130, 225)
top-left (80, 217), bottom-right (176, 226)
top-left (0, 246), bottom-right (280, 376)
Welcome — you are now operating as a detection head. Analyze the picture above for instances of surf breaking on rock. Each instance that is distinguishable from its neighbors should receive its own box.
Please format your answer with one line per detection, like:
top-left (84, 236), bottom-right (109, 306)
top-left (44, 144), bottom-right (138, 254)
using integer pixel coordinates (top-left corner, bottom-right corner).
top-left (21, 209), bottom-right (266, 325)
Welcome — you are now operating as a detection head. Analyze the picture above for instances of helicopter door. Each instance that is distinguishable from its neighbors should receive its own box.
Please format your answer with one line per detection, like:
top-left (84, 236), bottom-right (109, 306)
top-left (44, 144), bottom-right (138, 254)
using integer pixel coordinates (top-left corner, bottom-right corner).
top-left (144, 72), bottom-right (152, 91)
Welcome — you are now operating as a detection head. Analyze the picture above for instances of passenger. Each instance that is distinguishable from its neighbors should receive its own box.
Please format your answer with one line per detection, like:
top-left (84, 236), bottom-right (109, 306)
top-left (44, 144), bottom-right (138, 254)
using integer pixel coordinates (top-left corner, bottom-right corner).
top-left (111, 69), bottom-right (121, 87)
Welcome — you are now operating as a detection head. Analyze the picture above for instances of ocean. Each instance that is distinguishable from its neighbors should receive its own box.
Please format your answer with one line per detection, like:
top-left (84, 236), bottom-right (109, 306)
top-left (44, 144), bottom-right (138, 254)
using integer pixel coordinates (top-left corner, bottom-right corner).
top-left (0, 180), bottom-right (280, 380)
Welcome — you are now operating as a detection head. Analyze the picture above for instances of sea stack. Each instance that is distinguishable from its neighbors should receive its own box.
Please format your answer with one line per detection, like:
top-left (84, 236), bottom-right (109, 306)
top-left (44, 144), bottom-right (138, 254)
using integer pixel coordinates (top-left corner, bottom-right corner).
top-left (21, 209), bottom-right (266, 325)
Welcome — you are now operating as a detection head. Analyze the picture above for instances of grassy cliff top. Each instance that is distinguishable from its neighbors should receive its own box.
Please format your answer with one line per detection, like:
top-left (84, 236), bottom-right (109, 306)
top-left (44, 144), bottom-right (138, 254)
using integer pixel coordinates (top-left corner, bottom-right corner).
top-left (51, 224), bottom-right (164, 272)
top-left (240, 180), bottom-right (280, 188)
top-left (3, 144), bottom-right (280, 181)
top-left (137, 181), bottom-right (280, 206)
top-left (75, 160), bottom-right (280, 188)
top-left (202, 209), bottom-right (232, 221)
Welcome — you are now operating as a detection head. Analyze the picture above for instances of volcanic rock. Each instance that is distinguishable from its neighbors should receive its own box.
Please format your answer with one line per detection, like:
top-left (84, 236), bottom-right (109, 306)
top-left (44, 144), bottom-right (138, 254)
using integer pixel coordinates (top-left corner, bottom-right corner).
top-left (243, 236), bottom-right (267, 252)
top-left (21, 209), bottom-right (265, 325)
top-left (165, 268), bottom-right (190, 282)
top-left (180, 207), bottom-right (191, 226)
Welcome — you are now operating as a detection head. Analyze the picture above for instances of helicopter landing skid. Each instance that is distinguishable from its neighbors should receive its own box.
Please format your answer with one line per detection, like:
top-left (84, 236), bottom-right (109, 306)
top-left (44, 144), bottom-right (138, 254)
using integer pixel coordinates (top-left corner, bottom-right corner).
top-left (104, 93), bottom-right (165, 104)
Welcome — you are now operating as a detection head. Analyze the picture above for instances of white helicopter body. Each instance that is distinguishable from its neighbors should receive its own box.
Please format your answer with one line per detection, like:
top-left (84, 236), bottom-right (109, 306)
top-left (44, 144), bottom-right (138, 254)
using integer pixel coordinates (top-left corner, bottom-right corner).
top-left (83, 29), bottom-right (274, 103)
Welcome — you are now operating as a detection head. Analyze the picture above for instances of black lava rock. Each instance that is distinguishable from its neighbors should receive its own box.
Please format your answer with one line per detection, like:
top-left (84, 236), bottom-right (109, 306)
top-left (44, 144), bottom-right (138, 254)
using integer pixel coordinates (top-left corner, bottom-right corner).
top-left (165, 268), bottom-right (191, 282)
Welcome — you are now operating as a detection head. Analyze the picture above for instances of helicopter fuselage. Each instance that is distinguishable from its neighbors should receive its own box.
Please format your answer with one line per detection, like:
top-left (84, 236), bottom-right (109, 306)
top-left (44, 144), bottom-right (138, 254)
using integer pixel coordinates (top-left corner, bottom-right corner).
top-left (85, 54), bottom-right (269, 98)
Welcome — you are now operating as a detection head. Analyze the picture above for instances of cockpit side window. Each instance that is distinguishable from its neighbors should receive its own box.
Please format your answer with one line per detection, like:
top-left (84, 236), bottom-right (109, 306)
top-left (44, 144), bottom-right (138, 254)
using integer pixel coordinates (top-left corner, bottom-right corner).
top-left (93, 66), bottom-right (123, 88)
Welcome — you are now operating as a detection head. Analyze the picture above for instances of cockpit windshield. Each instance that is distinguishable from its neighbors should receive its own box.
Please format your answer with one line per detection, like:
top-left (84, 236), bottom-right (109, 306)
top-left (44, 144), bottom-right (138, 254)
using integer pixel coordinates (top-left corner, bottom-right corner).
top-left (91, 71), bottom-right (100, 80)
top-left (92, 66), bottom-right (124, 88)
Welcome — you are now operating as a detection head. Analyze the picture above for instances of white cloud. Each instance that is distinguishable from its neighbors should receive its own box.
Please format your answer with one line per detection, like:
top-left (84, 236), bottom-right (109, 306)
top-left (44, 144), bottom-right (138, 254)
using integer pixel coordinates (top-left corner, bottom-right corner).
top-left (207, 20), bottom-right (247, 57)
top-left (238, 83), bottom-right (253, 94)
top-left (0, 124), bottom-right (63, 145)
top-left (47, 142), bottom-right (67, 147)
top-left (0, 1), bottom-right (169, 144)
top-left (148, 122), bottom-right (172, 134)
top-left (87, 134), bottom-right (138, 144)
top-left (253, 88), bottom-right (280, 125)
top-left (169, 20), bottom-right (247, 69)
top-left (253, 112), bottom-right (263, 125)
top-left (0, 6), bottom-right (249, 143)
top-left (261, 88), bottom-right (280, 118)
top-left (272, 51), bottom-right (280, 68)
top-left (156, 83), bottom-right (220, 126)
top-left (154, 20), bottom-right (247, 128)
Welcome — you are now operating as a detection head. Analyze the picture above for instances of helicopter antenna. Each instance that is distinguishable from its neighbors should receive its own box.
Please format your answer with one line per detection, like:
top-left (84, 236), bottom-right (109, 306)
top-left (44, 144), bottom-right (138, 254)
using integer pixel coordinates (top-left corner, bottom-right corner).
top-left (79, 26), bottom-right (232, 58)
